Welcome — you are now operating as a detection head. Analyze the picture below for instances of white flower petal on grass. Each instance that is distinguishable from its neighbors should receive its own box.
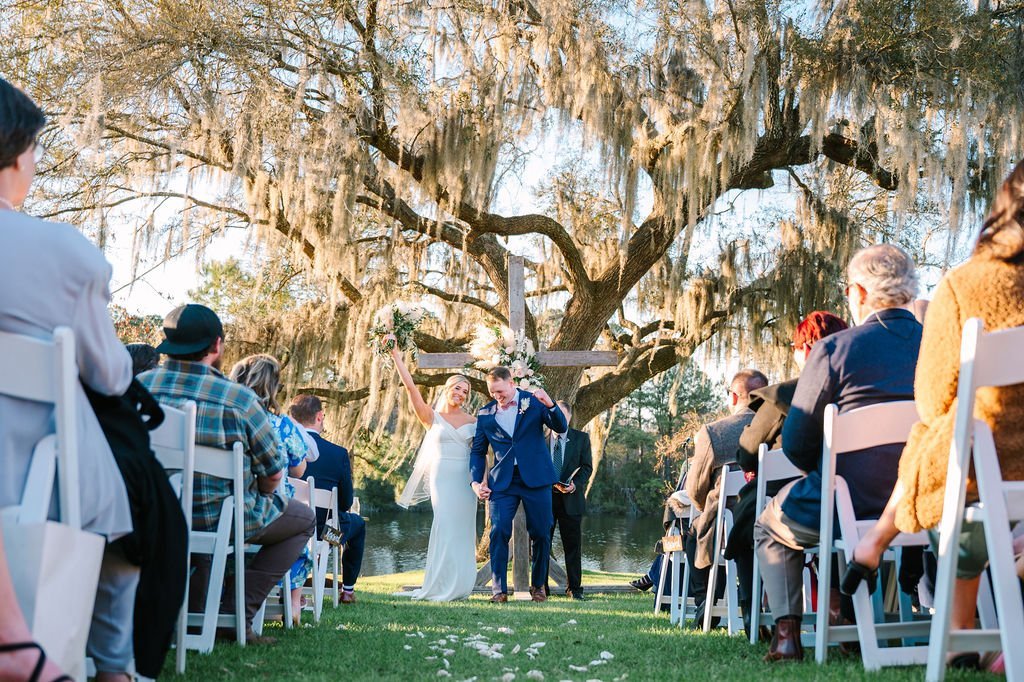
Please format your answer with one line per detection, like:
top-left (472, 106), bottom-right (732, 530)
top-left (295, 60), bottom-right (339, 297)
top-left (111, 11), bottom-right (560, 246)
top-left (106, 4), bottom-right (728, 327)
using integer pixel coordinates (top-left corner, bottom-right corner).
top-left (497, 626), bottom-right (514, 635)
top-left (437, 671), bottom-right (451, 678)
top-left (589, 660), bottom-right (607, 666)
top-left (501, 674), bottom-right (516, 682)
top-left (436, 639), bottom-right (448, 645)
top-left (336, 624), bottom-right (347, 631)
top-left (565, 619), bottom-right (577, 625)
top-left (511, 645), bottom-right (521, 655)
top-left (569, 665), bottom-right (589, 672)
top-left (406, 633), bottom-right (418, 638)
top-left (443, 659), bottom-right (450, 669)
top-left (526, 672), bottom-right (544, 681)
top-left (442, 649), bottom-right (455, 656)
top-left (403, 645), bottom-right (412, 651)
top-left (529, 642), bottom-right (546, 649)
top-left (418, 632), bottom-right (426, 638)
top-left (599, 652), bottom-right (614, 660)
top-left (426, 655), bottom-right (438, 660)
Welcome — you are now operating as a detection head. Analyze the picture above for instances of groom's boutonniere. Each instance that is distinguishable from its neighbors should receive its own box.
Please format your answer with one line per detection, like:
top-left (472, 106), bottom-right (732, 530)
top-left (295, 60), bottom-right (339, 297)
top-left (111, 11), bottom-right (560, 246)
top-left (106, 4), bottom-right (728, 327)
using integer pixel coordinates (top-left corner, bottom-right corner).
top-left (519, 397), bottom-right (531, 415)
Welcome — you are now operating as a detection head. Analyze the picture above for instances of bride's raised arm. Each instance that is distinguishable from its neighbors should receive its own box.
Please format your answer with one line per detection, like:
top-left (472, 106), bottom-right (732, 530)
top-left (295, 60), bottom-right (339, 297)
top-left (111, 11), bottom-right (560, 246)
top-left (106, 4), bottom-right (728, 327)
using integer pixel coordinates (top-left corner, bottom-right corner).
top-left (388, 335), bottom-right (434, 427)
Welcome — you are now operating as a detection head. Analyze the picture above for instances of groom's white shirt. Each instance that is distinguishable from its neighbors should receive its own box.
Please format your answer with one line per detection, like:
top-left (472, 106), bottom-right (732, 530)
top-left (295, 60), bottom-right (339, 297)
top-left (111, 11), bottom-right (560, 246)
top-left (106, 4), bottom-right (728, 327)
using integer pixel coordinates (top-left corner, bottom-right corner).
top-left (494, 397), bottom-right (519, 463)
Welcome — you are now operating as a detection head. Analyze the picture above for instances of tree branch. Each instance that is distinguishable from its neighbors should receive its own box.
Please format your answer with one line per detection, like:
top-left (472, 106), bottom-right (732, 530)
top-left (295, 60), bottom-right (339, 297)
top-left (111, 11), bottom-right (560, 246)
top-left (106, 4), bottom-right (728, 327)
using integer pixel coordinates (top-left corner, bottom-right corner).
top-left (406, 281), bottom-right (507, 324)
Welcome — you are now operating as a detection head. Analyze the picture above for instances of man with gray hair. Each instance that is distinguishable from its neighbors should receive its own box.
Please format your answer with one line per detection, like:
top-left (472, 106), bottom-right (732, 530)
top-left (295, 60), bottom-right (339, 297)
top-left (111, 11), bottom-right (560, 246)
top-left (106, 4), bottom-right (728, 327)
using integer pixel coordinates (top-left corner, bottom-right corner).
top-left (754, 244), bottom-right (923, 662)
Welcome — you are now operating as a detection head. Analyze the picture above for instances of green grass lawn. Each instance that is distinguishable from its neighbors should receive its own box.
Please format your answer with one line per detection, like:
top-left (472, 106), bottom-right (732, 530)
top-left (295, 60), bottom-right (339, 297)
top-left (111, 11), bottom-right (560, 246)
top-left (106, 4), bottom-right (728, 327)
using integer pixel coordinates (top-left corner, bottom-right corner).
top-left (162, 570), bottom-right (996, 681)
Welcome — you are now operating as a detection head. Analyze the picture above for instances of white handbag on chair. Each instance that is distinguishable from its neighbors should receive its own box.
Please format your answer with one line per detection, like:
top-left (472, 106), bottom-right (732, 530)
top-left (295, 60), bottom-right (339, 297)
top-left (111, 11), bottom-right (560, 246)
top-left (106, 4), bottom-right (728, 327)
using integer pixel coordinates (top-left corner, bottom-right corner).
top-left (2, 437), bottom-right (105, 681)
top-left (0, 328), bottom-right (106, 682)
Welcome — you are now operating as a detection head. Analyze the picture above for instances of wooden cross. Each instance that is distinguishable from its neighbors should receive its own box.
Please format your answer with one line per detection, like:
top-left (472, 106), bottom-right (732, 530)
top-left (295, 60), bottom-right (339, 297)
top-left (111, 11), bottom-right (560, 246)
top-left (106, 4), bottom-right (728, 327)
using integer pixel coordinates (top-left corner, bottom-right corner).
top-left (418, 255), bottom-right (617, 596)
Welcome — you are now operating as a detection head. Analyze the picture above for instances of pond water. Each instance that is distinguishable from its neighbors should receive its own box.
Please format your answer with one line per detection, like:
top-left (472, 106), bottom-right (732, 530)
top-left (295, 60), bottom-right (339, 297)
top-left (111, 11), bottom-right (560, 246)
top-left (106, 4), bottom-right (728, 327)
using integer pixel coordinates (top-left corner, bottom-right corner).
top-left (362, 510), bottom-right (664, 577)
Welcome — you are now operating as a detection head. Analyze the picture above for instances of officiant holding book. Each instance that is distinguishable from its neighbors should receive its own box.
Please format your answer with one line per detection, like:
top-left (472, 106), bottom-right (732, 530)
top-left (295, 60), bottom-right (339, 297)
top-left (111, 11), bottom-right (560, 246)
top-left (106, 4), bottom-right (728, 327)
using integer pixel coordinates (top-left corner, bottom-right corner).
top-left (548, 400), bottom-right (593, 601)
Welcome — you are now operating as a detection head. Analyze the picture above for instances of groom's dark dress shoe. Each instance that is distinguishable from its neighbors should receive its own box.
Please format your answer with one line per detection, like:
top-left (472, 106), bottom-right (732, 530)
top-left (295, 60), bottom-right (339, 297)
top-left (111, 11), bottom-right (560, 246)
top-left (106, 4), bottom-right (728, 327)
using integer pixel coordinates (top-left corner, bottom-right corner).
top-left (490, 593), bottom-right (509, 603)
top-left (529, 587), bottom-right (547, 602)
top-left (568, 590), bottom-right (586, 601)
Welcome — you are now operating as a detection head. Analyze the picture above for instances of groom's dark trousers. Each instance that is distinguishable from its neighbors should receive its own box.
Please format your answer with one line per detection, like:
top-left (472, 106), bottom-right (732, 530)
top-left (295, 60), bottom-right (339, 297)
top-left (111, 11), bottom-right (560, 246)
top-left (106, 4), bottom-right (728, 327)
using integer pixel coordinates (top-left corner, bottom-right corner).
top-left (489, 466), bottom-right (554, 595)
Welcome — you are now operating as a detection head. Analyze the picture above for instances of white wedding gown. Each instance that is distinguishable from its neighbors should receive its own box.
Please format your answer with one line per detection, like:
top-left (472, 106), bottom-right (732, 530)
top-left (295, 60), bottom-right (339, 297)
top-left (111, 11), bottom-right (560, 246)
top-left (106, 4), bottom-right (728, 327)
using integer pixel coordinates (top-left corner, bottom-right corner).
top-left (411, 412), bottom-right (478, 601)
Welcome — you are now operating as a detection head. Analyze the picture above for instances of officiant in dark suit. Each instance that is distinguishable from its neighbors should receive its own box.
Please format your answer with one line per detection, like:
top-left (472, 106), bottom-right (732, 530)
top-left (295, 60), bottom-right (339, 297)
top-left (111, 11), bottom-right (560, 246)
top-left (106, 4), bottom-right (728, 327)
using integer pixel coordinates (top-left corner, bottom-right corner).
top-left (547, 400), bottom-right (593, 600)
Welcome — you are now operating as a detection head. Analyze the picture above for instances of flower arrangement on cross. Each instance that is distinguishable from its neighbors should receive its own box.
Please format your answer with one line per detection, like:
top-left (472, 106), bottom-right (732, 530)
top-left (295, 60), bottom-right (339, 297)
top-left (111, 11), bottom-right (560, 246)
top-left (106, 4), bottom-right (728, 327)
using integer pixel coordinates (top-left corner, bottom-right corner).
top-left (468, 323), bottom-right (546, 391)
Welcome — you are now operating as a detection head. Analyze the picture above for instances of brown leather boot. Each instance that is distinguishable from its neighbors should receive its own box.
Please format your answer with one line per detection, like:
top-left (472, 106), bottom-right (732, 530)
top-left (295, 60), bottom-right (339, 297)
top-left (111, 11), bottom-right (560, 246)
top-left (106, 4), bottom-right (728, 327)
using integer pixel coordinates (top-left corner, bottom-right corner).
top-left (763, 616), bottom-right (804, 662)
top-left (828, 588), bottom-right (860, 657)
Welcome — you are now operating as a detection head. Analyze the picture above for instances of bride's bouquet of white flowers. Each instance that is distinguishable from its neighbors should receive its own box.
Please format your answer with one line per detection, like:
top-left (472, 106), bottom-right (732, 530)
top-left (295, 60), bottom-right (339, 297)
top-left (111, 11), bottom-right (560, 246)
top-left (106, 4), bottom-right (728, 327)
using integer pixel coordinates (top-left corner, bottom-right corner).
top-left (468, 323), bottom-right (546, 391)
top-left (368, 301), bottom-right (430, 359)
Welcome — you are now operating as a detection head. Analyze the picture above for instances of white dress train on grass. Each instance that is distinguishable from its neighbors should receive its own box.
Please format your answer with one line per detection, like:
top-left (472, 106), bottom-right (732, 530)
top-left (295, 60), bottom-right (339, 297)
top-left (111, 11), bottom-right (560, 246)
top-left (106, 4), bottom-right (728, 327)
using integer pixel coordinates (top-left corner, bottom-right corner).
top-left (409, 412), bottom-right (478, 601)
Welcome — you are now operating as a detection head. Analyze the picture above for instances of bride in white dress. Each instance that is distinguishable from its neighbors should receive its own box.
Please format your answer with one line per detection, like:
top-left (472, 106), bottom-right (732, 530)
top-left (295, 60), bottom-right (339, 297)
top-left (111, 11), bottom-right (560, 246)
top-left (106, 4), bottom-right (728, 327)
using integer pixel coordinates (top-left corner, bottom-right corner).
top-left (389, 339), bottom-right (478, 601)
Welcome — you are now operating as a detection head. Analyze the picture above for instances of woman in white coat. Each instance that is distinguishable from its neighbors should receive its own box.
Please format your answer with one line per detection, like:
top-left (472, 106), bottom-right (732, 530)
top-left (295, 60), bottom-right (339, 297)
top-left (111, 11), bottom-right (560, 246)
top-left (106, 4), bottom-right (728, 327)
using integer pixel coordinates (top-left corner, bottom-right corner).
top-left (0, 78), bottom-right (135, 682)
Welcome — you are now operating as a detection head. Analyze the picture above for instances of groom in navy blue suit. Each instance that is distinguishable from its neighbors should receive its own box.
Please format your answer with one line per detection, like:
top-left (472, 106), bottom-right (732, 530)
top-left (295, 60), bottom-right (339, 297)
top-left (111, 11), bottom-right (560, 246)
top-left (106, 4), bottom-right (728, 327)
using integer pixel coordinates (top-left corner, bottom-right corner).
top-left (470, 366), bottom-right (568, 603)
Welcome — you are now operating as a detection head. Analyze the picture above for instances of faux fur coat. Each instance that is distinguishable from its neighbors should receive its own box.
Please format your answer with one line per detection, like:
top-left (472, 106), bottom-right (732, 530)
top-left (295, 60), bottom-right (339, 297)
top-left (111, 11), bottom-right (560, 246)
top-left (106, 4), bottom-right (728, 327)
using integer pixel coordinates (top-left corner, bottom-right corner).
top-left (895, 255), bottom-right (1024, 533)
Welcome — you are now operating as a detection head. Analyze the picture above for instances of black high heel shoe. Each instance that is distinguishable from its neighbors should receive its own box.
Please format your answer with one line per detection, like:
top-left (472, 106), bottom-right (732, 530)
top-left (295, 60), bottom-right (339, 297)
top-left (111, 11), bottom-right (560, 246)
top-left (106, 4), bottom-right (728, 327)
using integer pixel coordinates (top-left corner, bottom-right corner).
top-left (839, 560), bottom-right (879, 596)
top-left (0, 641), bottom-right (73, 682)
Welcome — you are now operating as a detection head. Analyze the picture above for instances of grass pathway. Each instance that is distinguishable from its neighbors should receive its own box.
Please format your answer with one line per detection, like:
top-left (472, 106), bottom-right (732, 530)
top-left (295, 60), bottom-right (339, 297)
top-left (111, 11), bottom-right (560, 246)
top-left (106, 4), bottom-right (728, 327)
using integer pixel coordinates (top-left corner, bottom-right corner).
top-left (163, 570), bottom-right (995, 681)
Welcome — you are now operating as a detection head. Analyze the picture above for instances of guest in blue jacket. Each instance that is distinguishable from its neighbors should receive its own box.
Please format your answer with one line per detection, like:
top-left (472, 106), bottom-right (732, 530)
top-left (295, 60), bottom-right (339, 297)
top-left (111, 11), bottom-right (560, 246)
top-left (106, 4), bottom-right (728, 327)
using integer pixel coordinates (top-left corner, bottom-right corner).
top-left (754, 244), bottom-right (923, 663)
top-left (288, 394), bottom-right (365, 604)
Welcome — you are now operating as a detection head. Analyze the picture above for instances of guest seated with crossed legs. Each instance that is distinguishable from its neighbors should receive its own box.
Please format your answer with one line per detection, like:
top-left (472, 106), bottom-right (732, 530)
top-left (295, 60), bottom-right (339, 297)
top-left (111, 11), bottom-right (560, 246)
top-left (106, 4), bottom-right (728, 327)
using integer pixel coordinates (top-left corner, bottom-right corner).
top-left (754, 244), bottom-right (923, 662)
top-left (843, 161), bottom-right (1024, 671)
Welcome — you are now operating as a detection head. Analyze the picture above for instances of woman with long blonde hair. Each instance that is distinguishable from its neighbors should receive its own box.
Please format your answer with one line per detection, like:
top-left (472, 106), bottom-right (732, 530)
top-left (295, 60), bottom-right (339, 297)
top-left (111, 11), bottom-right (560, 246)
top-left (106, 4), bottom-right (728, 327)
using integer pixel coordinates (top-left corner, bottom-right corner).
top-left (230, 353), bottom-right (316, 623)
top-left (389, 337), bottom-right (479, 601)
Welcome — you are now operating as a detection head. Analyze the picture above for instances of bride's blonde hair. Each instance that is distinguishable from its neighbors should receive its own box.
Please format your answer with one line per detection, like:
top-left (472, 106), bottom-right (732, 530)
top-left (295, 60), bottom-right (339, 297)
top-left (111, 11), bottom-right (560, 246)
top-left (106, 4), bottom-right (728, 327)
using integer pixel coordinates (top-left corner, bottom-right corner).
top-left (442, 374), bottom-right (472, 407)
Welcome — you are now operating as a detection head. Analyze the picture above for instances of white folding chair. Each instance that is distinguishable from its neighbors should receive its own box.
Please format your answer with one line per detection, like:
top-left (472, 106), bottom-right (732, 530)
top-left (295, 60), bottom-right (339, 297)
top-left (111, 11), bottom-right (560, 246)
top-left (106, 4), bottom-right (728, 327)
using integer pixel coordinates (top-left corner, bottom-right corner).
top-left (654, 495), bottom-right (692, 624)
top-left (927, 319), bottom-right (1024, 682)
top-left (0, 327), bottom-right (81, 529)
top-left (184, 443), bottom-right (246, 651)
top-left (749, 444), bottom-right (807, 644)
top-left (816, 400), bottom-right (932, 669)
top-left (306, 482), bottom-right (342, 617)
top-left (150, 401), bottom-right (197, 673)
top-left (283, 475), bottom-right (317, 623)
top-left (0, 328), bottom-right (103, 682)
top-left (702, 466), bottom-right (747, 634)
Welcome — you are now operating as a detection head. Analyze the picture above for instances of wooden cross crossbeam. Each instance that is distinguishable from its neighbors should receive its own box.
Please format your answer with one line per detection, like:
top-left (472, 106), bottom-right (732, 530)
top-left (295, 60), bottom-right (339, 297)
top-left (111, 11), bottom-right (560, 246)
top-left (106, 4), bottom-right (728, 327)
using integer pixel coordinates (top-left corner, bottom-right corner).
top-left (417, 255), bottom-right (617, 370)
top-left (417, 255), bottom-right (618, 596)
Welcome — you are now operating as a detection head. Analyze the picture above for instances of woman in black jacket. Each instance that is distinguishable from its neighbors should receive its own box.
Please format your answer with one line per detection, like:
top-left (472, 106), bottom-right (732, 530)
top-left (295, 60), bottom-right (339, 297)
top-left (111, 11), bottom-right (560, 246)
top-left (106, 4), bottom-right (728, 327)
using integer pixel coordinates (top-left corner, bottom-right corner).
top-left (726, 311), bottom-right (848, 637)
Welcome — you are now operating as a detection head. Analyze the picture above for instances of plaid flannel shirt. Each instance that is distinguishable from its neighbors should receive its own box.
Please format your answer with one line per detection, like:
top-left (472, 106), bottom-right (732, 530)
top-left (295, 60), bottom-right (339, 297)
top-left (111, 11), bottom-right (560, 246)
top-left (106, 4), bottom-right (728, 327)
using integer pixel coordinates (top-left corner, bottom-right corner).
top-left (139, 359), bottom-right (286, 537)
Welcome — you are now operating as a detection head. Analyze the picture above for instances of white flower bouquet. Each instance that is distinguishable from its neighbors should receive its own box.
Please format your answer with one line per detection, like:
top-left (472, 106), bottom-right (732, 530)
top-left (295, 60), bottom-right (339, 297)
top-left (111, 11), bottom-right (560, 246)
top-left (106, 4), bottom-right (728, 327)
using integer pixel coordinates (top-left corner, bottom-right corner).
top-left (368, 301), bottom-right (430, 359)
top-left (468, 323), bottom-right (545, 390)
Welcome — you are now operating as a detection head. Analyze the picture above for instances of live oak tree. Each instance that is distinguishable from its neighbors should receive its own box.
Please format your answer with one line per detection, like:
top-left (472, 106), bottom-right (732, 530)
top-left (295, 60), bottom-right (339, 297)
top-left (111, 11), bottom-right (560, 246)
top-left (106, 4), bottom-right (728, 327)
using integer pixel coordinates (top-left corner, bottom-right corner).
top-left (4, 0), bottom-right (1023, 451)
